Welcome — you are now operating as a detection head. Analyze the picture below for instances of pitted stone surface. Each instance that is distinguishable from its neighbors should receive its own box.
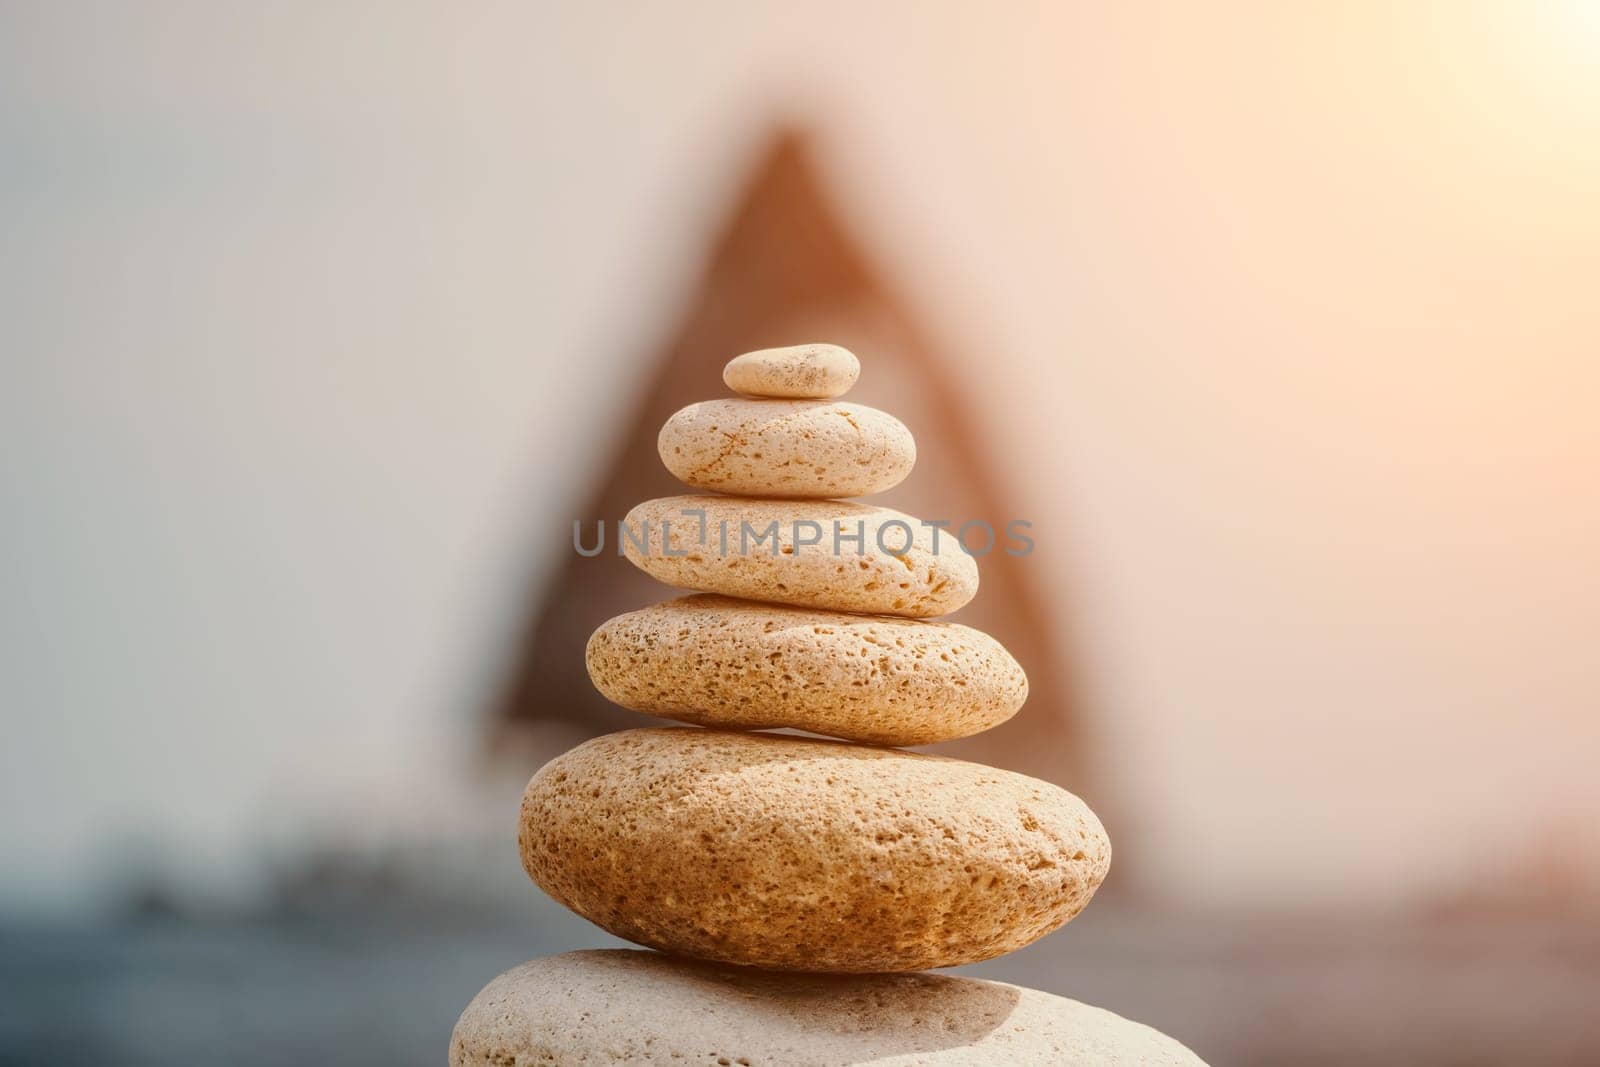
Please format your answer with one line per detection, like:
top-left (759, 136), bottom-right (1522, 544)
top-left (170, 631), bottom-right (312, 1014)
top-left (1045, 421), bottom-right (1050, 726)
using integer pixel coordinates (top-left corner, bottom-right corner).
top-left (518, 728), bottom-right (1111, 973)
top-left (587, 594), bottom-right (1026, 745)
top-left (723, 343), bottom-right (860, 399)
top-left (658, 398), bottom-right (915, 498)
top-left (621, 495), bottom-right (978, 618)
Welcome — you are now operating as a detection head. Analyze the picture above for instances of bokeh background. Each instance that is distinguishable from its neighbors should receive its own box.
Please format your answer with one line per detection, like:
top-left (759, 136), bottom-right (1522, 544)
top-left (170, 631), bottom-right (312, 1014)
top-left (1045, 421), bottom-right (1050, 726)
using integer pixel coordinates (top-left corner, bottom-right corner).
top-left (4, 2), bottom-right (1599, 1064)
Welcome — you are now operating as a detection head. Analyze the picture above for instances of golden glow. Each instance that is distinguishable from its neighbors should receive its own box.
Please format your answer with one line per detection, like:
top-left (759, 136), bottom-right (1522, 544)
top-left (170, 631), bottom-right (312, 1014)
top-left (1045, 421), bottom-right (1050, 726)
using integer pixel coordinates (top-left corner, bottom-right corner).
top-left (1480, 0), bottom-right (1600, 118)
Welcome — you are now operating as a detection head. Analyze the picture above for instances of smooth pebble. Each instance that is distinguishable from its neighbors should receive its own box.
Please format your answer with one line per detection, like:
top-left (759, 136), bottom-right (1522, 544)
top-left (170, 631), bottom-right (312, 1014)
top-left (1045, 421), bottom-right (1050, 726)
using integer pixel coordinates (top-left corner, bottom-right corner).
top-left (451, 950), bottom-right (1207, 1066)
top-left (723, 343), bottom-right (860, 399)
top-left (658, 398), bottom-right (915, 498)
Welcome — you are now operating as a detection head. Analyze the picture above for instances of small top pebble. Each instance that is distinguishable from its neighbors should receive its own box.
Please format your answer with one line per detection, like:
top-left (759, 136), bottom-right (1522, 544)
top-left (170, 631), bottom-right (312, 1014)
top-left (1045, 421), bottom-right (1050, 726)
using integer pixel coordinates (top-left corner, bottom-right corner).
top-left (723, 343), bottom-right (860, 399)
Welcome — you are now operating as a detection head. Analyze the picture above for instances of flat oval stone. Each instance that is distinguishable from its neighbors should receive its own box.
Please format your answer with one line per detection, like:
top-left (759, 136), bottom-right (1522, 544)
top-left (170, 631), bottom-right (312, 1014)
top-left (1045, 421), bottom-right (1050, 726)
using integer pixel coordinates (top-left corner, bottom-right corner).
top-left (621, 496), bottom-right (978, 617)
top-left (451, 950), bottom-right (1207, 1066)
top-left (658, 398), bottom-right (915, 498)
top-left (519, 728), bottom-right (1111, 972)
top-left (587, 594), bottom-right (1027, 746)
top-left (723, 342), bottom-right (860, 399)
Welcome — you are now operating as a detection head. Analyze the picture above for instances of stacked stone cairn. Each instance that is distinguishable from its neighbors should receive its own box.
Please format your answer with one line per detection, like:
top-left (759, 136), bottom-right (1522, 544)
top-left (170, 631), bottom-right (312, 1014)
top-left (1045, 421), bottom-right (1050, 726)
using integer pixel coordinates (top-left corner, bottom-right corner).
top-left (451, 345), bottom-right (1206, 1064)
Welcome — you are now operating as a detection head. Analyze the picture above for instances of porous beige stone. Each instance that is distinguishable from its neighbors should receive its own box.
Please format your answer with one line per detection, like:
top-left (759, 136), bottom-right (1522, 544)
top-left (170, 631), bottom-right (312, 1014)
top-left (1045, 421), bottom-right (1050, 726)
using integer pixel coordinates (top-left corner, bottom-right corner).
top-left (658, 398), bottom-right (915, 498)
top-left (723, 342), bottom-right (860, 399)
top-left (450, 950), bottom-right (1207, 1066)
top-left (586, 594), bottom-right (1026, 745)
top-left (518, 728), bottom-right (1110, 973)
top-left (620, 495), bottom-right (978, 618)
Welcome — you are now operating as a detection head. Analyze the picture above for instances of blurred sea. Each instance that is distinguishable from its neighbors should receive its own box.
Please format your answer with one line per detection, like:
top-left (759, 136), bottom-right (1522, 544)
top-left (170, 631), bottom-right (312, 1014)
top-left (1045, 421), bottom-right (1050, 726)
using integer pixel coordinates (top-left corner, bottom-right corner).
top-left (4, 885), bottom-right (1596, 1066)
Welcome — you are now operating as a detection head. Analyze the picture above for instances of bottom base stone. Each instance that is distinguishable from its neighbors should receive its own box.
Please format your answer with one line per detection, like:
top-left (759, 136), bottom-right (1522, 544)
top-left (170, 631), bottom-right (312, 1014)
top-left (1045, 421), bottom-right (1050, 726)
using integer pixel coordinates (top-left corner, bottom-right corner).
top-left (450, 949), bottom-right (1206, 1066)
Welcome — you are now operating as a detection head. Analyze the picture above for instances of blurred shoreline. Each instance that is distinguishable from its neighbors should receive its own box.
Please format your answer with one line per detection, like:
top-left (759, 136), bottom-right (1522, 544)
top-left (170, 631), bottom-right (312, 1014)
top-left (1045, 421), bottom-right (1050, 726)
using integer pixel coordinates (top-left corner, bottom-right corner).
top-left (4, 836), bottom-right (1598, 1066)
top-left (5, 884), bottom-right (1596, 1067)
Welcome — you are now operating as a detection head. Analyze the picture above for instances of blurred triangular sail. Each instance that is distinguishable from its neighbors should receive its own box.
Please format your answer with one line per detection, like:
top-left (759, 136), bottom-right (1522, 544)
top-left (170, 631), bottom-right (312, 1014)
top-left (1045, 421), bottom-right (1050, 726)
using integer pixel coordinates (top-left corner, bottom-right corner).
top-left (490, 128), bottom-right (1087, 790)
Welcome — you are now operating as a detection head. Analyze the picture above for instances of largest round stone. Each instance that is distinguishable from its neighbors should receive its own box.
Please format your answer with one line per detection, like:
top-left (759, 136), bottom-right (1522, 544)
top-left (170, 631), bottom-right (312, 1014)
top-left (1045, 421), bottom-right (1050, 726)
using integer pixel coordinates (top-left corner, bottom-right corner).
top-left (518, 728), bottom-right (1111, 973)
top-left (450, 950), bottom-right (1207, 1066)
